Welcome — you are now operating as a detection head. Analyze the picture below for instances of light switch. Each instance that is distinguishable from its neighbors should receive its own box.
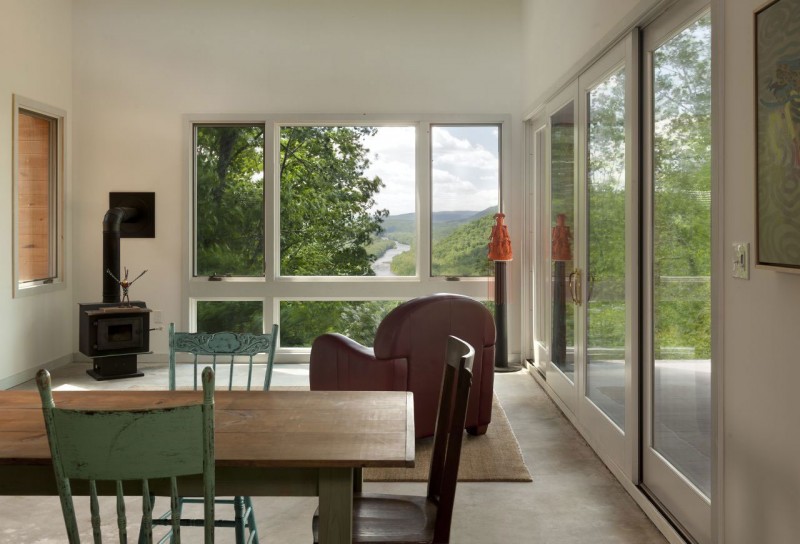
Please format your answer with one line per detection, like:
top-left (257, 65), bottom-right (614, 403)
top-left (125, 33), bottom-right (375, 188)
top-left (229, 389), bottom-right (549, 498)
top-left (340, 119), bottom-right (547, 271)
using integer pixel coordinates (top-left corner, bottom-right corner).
top-left (732, 242), bottom-right (749, 280)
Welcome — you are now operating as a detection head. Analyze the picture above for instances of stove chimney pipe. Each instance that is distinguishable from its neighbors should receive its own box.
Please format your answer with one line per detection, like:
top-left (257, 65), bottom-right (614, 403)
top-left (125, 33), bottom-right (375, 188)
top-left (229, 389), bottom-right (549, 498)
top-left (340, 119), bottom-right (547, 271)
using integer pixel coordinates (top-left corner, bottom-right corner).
top-left (103, 206), bottom-right (138, 303)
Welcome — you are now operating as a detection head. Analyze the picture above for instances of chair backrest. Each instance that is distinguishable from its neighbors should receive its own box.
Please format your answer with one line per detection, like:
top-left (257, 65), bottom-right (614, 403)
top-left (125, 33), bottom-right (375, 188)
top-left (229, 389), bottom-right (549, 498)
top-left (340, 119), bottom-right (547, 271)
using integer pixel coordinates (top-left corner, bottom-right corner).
top-left (36, 367), bottom-right (216, 544)
top-left (372, 293), bottom-right (493, 437)
top-left (426, 335), bottom-right (475, 543)
top-left (168, 323), bottom-right (279, 391)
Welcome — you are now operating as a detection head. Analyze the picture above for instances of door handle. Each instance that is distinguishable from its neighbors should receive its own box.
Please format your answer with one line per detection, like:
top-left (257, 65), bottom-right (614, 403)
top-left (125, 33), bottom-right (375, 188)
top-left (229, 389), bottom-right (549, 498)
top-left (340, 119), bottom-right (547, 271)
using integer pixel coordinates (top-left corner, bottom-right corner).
top-left (568, 269), bottom-right (582, 306)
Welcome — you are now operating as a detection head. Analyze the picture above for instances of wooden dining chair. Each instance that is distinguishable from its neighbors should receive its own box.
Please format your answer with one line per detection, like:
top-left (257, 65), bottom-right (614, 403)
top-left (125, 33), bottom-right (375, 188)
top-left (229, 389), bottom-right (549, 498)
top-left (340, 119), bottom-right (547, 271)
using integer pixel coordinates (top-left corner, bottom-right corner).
top-left (36, 366), bottom-right (216, 544)
top-left (311, 335), bottom-right (476, 544)
top-left (153, 322), bottom-right (278, 544)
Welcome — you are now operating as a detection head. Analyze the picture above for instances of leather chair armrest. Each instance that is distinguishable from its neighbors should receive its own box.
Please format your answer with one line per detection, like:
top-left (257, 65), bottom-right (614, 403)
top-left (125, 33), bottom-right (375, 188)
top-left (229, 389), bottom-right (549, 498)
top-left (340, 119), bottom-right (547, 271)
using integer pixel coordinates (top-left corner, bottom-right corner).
top-left (310, 333), bottom-right (408, 391)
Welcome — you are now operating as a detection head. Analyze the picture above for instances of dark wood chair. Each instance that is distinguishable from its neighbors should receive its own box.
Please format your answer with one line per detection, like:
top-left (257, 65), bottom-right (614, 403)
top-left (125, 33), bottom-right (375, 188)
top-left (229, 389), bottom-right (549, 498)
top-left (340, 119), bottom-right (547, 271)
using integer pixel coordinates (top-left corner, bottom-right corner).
top-left (312, 335), bottom-right (475, 544)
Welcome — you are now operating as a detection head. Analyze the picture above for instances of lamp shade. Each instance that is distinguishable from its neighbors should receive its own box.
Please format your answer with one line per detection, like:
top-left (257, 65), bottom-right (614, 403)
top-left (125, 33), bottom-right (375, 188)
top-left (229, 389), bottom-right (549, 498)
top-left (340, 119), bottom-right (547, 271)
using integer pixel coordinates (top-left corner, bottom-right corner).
top-left (488, 212), bottom-right (513, 261)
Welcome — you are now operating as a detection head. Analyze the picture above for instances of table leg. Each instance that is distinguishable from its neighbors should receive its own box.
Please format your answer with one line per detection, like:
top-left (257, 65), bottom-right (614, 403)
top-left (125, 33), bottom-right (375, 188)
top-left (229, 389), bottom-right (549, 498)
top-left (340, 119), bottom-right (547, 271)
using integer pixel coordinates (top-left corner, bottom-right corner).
top-left (318, 467), bottom-right (353, 544)
top-left (353, 467), bottom-right (363, 493)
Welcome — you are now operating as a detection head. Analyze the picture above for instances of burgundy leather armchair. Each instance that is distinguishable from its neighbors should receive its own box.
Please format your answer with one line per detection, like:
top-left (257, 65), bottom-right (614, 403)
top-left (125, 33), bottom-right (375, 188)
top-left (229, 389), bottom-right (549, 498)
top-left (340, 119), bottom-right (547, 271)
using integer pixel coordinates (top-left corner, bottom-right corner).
top-left (309, 293), bottom-right (496, 438)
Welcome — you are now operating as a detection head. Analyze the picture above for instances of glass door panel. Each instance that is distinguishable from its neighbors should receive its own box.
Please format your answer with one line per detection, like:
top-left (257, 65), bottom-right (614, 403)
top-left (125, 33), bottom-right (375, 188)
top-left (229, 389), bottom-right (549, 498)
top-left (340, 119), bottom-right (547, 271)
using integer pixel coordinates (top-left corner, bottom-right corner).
top-left (651, 14), bottom-right (712, 496)
top-left (550, 101), bottom-right (577, 383)
top-left (643, 4), bottom-right (712, 542)
top-left (651, 9), bottom-right (711, 497)
top-left (586, 66), bottom-right (627, 429)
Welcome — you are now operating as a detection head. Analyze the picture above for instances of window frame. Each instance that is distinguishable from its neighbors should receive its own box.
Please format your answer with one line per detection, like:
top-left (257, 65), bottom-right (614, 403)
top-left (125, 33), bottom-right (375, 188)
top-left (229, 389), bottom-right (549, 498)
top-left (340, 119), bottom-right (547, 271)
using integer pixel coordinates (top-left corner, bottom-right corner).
top-left (184, 114), bottom-right (509, 359)
top-left (429, 123), bottom-right (503, 279)
top-left (12, 95), bottom-right (66, 298)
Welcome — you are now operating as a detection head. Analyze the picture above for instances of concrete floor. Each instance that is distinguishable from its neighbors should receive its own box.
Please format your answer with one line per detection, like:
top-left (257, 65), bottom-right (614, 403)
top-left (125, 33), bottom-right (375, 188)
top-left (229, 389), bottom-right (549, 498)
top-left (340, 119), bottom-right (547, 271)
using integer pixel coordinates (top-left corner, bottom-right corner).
top-left (1, 363), bottom-right (667, 543)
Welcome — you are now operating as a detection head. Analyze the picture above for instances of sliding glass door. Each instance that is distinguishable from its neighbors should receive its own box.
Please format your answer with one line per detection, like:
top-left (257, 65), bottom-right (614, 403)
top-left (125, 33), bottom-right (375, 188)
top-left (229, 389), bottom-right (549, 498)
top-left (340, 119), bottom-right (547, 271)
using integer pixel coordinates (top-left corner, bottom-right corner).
top-left (539, 37), bottom-right (637, 474)
top-left (545, 85), bottom-right (579, 414)
top-left (576, 37), bottom-right (637, 473)
top-left (642, 2), bottom-right (712, 542)
top-left (528, 3), bottom-right (713, 541)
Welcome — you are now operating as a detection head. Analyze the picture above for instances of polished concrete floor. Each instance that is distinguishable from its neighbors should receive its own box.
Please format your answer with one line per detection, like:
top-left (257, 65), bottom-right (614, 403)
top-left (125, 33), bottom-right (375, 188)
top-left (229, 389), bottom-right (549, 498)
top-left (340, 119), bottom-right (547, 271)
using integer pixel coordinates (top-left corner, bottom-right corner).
top-left (1, 362), bottom-right (667, 543)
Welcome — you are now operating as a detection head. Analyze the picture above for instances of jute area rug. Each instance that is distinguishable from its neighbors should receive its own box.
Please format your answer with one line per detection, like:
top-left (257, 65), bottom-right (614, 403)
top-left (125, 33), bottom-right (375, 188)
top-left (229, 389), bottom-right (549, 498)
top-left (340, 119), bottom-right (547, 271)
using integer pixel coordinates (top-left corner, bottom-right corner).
top-left (365, 394), bottom-right (531, 483)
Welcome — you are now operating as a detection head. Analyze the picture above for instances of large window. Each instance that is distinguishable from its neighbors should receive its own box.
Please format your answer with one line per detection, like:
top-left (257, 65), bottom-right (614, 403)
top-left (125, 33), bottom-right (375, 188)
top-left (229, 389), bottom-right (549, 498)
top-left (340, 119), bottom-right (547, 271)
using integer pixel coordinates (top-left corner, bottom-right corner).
top-left (194, 124), bottom-right (265, 277)
top-left (279, 126), bottom-right (416, 277)
top-left (13, 96), bottom-right (65, 297)
top-left (189, 117), bottom-right (506, 350)
top-left (430, 125), bottom-right (500, 277)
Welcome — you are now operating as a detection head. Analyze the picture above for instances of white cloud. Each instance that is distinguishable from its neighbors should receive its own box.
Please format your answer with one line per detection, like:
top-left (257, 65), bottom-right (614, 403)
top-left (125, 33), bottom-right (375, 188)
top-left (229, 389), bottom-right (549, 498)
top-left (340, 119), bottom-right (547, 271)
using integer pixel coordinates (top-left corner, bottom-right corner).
top-left (363, 127), bottom-right (416, 215)
top-left (361, 125), bottom-right (499, 215)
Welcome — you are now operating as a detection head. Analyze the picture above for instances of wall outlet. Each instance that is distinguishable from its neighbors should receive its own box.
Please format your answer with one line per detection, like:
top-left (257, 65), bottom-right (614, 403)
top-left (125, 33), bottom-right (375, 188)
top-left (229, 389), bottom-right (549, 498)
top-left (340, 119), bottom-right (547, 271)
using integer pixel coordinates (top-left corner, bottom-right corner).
top-left (152, 309), bottom-right (163, 324)
top-left (732, 242), bottom-right (750, 280)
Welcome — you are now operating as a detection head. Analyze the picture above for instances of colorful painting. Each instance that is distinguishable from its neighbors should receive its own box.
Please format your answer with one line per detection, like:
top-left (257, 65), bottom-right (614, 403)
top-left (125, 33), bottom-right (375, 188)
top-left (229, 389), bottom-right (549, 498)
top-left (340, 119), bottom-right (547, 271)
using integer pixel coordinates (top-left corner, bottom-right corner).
top-left (756, 0), bottom-right (800, 269)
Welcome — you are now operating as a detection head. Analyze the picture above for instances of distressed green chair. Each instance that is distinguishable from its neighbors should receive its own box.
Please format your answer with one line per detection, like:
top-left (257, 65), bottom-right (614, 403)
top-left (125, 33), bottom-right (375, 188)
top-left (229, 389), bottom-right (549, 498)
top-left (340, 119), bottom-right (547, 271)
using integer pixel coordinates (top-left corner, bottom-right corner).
top-left (36, 366), bottom-right (216, 544)
top-left (155, 323), bottom-right (279, 544)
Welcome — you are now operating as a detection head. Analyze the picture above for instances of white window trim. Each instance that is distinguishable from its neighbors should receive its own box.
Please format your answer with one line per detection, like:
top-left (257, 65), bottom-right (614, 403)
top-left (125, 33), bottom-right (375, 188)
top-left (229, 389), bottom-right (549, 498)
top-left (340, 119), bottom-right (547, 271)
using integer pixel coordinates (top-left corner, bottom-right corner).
top-left (12, 95), bottom-right (66, 298)
top-left (182, 113), bottom-right (510, 357)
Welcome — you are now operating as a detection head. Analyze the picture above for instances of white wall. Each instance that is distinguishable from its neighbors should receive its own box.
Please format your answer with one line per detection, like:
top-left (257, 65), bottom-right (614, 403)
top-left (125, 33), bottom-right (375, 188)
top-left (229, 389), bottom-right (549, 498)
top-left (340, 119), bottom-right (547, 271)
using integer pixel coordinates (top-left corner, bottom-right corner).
top-left (521, 0), bottom-right (640, 108)
top-left (0, 0), bottom-right (73, 386)
top-left (721, 1), bottom-right (800, 541)
top-left (71, 0), bottom-right (524, 357)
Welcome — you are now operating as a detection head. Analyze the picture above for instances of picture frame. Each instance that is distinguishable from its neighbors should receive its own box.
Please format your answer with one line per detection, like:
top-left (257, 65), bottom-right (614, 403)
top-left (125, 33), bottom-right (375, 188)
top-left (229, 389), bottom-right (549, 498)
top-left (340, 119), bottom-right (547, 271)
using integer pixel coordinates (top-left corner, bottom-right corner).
top-left (755, 0), bottom-right (800, 271)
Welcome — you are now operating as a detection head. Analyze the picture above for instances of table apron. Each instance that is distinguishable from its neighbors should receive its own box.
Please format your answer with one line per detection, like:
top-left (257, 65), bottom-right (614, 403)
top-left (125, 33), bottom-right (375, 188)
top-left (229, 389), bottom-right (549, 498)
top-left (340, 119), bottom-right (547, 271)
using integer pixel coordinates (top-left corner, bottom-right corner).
top-left (0, 465), bottom-right (352, 497)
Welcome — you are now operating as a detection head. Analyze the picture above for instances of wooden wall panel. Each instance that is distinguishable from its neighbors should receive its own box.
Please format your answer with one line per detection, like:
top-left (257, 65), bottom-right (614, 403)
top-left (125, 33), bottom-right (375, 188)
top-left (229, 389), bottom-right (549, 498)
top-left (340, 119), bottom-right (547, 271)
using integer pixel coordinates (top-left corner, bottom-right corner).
top-left (17, 112), bottom-right (52, 282)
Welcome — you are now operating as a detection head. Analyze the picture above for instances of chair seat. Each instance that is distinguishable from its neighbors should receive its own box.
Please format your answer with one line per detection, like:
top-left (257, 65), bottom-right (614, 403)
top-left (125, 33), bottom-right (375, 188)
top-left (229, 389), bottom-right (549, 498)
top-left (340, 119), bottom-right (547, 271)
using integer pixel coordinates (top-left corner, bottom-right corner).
top-left (313, 493), bottom-right (437, 544)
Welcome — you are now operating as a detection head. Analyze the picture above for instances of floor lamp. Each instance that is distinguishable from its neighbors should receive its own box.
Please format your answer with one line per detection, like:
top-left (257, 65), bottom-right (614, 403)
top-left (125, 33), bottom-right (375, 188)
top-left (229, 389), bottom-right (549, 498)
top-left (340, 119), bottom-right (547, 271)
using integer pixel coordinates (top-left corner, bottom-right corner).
top-left (489, 213), bottom-right (521, 373)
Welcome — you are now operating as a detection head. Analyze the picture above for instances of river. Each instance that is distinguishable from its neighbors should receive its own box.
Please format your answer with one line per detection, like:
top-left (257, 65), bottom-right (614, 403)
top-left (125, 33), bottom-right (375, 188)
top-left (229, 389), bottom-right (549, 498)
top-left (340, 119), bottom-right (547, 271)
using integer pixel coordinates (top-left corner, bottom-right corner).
top-left (371, 240), bottom-right (411, 276)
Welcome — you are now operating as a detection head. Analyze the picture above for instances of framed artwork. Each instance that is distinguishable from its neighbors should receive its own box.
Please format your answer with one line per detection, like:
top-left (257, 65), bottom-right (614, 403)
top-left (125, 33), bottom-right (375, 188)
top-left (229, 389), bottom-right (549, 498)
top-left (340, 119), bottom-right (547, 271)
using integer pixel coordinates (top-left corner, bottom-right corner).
top-left (755, 0), bottom-right (800, 270)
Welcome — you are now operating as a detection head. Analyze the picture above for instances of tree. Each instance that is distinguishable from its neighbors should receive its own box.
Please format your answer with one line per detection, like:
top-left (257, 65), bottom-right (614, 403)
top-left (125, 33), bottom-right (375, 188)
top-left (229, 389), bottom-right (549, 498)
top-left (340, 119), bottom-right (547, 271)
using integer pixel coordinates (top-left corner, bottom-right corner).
top-left (280, 126), bottom-right (388, 276)
top-left (652, 14), bottom-right (712, 359)
top-left (195, 126), bottom-right (265, 276)
top-left (195, 125), bottom-right (389, 336)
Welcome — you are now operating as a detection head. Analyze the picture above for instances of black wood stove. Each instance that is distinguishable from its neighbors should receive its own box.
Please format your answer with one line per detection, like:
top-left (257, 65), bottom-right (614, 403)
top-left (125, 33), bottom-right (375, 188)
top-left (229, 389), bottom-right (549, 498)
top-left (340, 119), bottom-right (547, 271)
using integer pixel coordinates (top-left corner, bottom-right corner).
top-left (79, 301), bottom-right (151, 380)
top-left (79, 192), bottom-right (155, 380)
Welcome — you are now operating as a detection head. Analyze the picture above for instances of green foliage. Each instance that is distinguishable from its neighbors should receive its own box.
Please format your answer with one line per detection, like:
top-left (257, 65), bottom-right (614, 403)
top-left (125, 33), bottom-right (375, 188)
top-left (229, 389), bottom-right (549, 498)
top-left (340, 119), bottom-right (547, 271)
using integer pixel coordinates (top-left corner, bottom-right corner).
top-left (574, 15), bottom-right (711, 361)
top-left (431, 211), bottom-right (495, 277)
top-left (196, 301), bottom-right (263, 334)
top-left (280, 126), bottom-right (388, 276)
top-left (366, 237), bottom-right (395, 258)
top-left (387, 231), bottom-right (414, 246)
top-left (280, 300), bottom-right (401, 347)
top-left (386, 209), bottom-right (497, 277)
top-left (390, 241), bottom-right (416, 276)
top-left (652, 14), bottom-right (711, 359)
top-left (382, 213), bottom-right (415, 238)
top-left (195, 126), bottom-right (265, 276)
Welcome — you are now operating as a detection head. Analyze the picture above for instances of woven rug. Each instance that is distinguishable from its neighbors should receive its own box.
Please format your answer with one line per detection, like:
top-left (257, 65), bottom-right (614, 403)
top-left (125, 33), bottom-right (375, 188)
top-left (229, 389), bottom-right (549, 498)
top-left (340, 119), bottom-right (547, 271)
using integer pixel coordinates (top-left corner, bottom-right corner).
top-left (365, 394), bottom-right (532, 482)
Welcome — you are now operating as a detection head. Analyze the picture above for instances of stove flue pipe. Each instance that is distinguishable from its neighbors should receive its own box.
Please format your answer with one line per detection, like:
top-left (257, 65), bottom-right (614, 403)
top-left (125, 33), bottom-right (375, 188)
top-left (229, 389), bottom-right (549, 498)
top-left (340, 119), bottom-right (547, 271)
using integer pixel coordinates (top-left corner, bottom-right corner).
top-left (103, 206), bottom-right (138, 303)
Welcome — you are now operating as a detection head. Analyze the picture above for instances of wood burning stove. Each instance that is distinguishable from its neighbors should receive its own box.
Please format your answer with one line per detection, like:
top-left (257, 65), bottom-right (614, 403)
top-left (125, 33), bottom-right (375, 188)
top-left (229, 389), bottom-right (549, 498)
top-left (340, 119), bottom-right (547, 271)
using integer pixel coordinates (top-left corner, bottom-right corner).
top-left (80, 192), bottom-right (156, 380)
top-left (79, 302), bottom-right (151, 380)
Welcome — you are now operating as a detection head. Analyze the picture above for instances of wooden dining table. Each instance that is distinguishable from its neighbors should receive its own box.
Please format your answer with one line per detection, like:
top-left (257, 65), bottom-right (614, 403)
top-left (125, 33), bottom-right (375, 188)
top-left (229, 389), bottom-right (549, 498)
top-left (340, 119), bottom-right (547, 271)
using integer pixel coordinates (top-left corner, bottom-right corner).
top-left (0, 389), bottom-right (415, 543)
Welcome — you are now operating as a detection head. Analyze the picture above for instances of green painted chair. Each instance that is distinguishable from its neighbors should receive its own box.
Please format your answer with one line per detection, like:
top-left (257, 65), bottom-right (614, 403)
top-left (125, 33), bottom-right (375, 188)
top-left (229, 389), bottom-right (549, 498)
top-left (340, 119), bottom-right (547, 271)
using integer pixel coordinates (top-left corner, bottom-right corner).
top-left (36, 366), bottom-right (216, 544)
top-left (155, 322), bottom-right (279, 544)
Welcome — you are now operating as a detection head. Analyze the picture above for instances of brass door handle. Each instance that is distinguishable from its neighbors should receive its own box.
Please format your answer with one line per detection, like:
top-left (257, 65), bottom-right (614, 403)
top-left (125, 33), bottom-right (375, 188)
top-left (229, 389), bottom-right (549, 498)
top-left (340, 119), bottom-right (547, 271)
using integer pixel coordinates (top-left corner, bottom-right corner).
top-left (568, 269), bottom-right (582, 306)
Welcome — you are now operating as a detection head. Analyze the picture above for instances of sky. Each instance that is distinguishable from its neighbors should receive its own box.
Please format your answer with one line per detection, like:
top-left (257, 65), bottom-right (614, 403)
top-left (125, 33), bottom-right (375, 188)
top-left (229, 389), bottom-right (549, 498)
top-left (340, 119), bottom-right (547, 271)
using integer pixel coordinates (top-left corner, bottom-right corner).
top-left (363, 125), bottom-right (499, 216)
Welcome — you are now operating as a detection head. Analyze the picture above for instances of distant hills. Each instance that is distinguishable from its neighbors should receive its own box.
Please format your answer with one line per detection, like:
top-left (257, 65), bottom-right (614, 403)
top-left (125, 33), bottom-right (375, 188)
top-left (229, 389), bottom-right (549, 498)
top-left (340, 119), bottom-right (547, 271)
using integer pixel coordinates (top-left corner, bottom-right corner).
top-left (382, 206), bottom-right (497, 242)
top-left (382, 205), bottom-right (498, 276)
